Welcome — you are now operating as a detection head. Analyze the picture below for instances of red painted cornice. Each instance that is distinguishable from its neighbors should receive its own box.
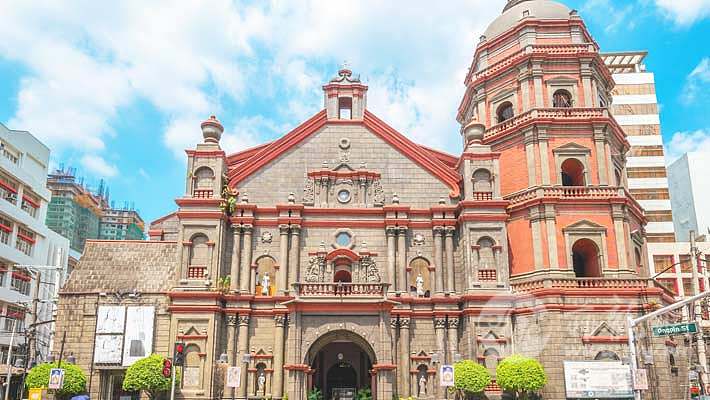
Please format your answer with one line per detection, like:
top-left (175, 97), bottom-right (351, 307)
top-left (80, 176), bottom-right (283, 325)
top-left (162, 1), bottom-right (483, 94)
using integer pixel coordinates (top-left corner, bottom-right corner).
top-left (175, 198), bottom-right (222, 207)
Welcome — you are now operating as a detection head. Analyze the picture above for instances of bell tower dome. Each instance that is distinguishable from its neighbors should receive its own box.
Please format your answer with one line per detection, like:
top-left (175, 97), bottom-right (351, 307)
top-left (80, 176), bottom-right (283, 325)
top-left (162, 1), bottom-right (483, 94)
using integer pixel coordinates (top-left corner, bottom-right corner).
top-left (322, 66), bottom-right (368, 120)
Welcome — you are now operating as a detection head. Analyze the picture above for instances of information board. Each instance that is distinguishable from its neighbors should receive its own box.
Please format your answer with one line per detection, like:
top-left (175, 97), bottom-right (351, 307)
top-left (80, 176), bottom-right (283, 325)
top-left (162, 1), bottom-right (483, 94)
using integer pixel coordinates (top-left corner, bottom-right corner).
top-left (563, 361), bottom-right (633, 399)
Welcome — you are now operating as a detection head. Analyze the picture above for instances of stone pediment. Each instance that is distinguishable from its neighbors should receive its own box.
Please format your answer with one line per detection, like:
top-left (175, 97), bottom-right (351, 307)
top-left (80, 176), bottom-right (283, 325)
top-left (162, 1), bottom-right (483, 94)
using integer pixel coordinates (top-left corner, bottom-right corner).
top-left (562, 219), bottom-right (607, 233)
top-left (552, 142), bottom-right (591, 154)
top-left (590, 321), bottom-right (619, 337)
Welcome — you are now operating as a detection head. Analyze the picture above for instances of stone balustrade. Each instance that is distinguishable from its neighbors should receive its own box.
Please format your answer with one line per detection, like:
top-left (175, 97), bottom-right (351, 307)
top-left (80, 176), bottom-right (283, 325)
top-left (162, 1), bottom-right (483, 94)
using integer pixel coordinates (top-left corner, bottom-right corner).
top-left (510, 277), bottom-right (660, 293)
top-left (294, 282), bottom-right (389, 297)
top-left (484, 108), bottom-right (609, 139)
top-left (505, 185), bottom-right (624, 205)
top-left (193, 189), bottom-right (213, 198)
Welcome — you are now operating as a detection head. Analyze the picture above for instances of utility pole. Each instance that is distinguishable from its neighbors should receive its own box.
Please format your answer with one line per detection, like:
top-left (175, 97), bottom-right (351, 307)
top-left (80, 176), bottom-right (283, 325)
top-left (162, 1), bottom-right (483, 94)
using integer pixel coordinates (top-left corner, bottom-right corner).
top-left (690, 230), bottom-right (709, 392)
top-left (4, 320), bottom-right (17, 400)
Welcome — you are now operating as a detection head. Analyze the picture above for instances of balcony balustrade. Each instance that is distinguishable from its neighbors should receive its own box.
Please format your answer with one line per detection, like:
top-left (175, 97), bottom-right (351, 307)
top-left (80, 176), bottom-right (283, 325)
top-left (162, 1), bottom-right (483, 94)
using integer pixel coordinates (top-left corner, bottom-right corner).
top-left (510, 277), bottom-right (667, 294)
top-left (505, 186), bottom-right (627, 205)
top-left (471, 191), bottom-right (494, 201)
top-left (293, 282), bottom-right (389, 298)
top-left (193, 189), bottom-right (213, 199)
top-left (484, 108), bottom-right (609, 140)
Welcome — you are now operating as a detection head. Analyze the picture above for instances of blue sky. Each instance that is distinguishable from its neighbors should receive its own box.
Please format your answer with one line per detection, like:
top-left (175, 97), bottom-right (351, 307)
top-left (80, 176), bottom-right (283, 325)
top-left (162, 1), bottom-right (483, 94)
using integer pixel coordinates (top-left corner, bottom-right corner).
top-left (0, 0), bottom-right (709, 225)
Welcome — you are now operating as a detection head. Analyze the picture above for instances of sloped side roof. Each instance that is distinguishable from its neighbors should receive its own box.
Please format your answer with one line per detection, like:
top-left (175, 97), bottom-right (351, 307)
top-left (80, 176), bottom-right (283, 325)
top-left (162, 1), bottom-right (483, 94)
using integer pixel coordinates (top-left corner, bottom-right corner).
top-left (62, 241), bottom-right (179, 293)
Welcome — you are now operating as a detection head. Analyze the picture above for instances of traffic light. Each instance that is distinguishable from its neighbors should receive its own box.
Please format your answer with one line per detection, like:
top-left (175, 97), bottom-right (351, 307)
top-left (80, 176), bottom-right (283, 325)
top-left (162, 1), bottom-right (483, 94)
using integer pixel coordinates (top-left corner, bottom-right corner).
top-left (173, 342), bottom-right (186, 366)
top-left (162, 358), bottom-right (172, 378)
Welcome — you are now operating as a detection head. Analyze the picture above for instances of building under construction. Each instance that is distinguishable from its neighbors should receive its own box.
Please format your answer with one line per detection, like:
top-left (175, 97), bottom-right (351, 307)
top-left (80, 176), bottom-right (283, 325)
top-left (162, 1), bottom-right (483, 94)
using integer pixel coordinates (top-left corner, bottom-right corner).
top-left (46, 168), bottom-right (145, 253)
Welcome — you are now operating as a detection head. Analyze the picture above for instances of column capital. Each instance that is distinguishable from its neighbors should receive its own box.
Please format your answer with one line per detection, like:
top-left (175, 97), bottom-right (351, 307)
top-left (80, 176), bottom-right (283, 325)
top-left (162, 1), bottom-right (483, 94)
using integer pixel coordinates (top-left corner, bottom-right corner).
top-left (447, 317), bottom-right (459, 329)
top-left (274, 314), bottom-right (287, 327)
top-left (399, 317), bottom-right (411, 329)
top-left (242, 225), bottom-right (254, 234)
top-left (434, 318), bottom-right (447, 329)
top-left (390, 318), bottom-right (399, 329)
top-left (397, 226), bottom-right (408, 234)
top-left (231, 224), bottom-right (242, 232)
top-left (237, 315), bottom-right (250, 326)
top-left (290, 225), bottom-right (302, 235)
top-left (433, 226), bottom-right (445, 236)
top-left (227, 315), bottom-right (238, 326)
top-left (444, 226), bottom-right (456, 236)
top-left (279, 224), bottom-right (290, 234)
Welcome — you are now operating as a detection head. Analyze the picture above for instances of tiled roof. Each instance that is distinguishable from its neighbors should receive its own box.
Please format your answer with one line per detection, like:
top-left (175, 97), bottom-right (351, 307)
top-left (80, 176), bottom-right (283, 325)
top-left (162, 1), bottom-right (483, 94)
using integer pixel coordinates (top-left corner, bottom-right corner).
top-left (62, 240), bottom-right (178, 293)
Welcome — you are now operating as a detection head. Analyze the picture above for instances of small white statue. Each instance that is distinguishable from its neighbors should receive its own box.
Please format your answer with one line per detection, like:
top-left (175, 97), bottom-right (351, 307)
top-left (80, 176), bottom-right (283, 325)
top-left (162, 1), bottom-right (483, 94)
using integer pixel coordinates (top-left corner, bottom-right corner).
top-left (418, 375), bottom-right (427, 397)
top-left (261, 273), bottom-right (270, 296)
top-left (416, 273), bottom-right (425, 297)
top-left (258, 371), bottom-right (266, 393)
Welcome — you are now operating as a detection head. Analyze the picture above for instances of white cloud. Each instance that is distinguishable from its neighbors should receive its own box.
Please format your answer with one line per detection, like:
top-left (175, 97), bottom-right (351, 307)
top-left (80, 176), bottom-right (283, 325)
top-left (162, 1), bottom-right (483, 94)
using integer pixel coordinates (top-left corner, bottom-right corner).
top-left (0, 0), bottom-right (505, 166)
top-left (665, 129), bottom-right (710, 163)
top-left (80, 154), bottom-right (119, 178)
top-left (222, 116), bottom-right (290, 154)
top-left (655, 0), bottom-right (710, 26)
top-left (582, 0), bottom-right (636, 33)
top-left (682, 58), bottom-right (710, 104)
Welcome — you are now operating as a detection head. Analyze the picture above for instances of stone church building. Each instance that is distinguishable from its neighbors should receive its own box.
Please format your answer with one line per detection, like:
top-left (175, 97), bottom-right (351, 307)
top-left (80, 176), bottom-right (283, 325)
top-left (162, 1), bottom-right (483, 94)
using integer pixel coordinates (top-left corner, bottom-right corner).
top-left (55, 1), bottom-right (686, 399)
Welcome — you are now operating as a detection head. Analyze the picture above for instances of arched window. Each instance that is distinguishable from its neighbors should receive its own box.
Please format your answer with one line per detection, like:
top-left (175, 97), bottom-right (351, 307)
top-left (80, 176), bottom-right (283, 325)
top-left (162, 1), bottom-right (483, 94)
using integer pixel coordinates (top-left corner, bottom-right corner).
top-left (339, 97), bottom-right (352, 119)
top-left (193, 167), bottom-right (214, 190)
top-left (594, 351), bottom-right (620, 361)
top-left (483, 348), bottom-right (500, 375)
top-left (476, 237), bottom-right (496, 280)
top-left (255, 256), bottom-right (277, 296)
top-left (553, 89), bottom-right (573, 108)
top-left (409, 257), bottom-right (431, 297)
top-left (572, 238), bottom-right (601, 278)
top-left (188, 234), bottom-right (209, 279)
top-left (560, 158), bottom-right (586, 186)
top-left (184, 344), bottom-right (202, 388)
top-left (472, 169), bottom-right (493, 193)
top-left (496, 102), bottom-right (514, 123)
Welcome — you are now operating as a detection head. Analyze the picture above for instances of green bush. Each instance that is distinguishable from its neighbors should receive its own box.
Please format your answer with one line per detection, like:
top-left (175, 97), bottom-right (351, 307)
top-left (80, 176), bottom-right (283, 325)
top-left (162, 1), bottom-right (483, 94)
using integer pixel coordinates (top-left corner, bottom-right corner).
top-left (25, 362), bottom-right (87, 399)
top-left (452, 360), bottom-right (491, 397)
top-left (496, 355), bottom-right (547, 399)
top-left (356, 388), bottom-right (372, 400)
top-left (307, 388), bottom-right (323, 400)
top-left (122, 354), bottom-right (181, 400)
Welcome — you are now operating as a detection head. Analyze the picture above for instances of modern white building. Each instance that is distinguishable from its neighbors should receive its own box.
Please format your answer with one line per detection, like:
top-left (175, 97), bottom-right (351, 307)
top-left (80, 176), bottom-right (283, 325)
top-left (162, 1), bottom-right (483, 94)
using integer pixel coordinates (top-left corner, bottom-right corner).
top-left (668, 151), bottom-right (710, 242)
top-left (0, 123), bottom-right (70, 368)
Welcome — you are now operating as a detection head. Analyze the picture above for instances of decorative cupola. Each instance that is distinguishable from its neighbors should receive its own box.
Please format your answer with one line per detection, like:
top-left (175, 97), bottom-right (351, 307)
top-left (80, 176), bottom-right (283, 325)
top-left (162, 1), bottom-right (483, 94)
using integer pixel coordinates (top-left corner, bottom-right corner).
top-left (323, 65), bottom-right (368, 120)
top-left (183, 115), bottom-right (227, 199)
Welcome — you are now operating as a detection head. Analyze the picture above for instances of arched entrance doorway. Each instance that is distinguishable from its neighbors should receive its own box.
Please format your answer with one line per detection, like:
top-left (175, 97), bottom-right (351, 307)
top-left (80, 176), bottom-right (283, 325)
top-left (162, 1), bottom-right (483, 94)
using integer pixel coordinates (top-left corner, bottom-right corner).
top-left (306, 330), bottom-right (376, 400)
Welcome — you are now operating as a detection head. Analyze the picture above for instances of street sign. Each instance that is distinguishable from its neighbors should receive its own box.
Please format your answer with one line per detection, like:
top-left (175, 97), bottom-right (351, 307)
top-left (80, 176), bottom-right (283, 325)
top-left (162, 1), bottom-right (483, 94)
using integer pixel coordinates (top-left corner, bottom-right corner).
top-left (48, 368), bottom-right (65, 390)
top-left (226, 366), bottom-right (241, 388)
top-left (633, 368), bottom-right (649, 390)
top-left (652, 322), bottom-right (698, 337)
top-left (440, 365), bottom-right (454, 387)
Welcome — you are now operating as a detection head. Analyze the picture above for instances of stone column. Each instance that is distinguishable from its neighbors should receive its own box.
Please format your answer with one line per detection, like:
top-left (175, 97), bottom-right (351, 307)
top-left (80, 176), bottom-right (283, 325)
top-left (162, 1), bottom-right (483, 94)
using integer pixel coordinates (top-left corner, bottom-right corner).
top-left (524, 130), bottom-right (537, 187)
top-left (544, 205), bottom-right (559, 269)
top-left (278, 225), bottom-right (290, 294)
top-left (397, 227), bottom-right (408, 293)
top-left (434, 318), bottom-right (447, 364)
top-left (227, 316), bottom-right (238, 398)
top-left (288, 226), bottom-right (301, 293)
top-left (241, 225), bottom-right (254, 293)
top-left (386, 227), bottom-right (397, 293)
top-left (273, 315), bottom-right (287, 398)
top-left (237, 315), bottom-right (250, 400)
top-left (471, 245), bottom-right (481, 286)
top-left (594, 132), bottom-right (609, 185)
top-left (612, 205), bottom-right (628, 272)
top-left (433, 227), bottom-right (444, 295)
top-left (447, 318), bottom-right (459, 364)
top-left (231, 225), bottom-right (242, 291)
top-left (445, 227), bottom-right (455, 294)
top-left (399, 318), bottom-right (411, 397)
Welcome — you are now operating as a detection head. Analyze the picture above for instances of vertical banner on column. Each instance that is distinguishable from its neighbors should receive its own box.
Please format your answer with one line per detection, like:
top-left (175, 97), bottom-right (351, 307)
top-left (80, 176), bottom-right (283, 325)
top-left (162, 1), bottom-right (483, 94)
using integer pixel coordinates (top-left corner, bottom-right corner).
top-left (227, 367), bottom-right (241, 388)
top-left (440, 365), bottom-right (454, 387)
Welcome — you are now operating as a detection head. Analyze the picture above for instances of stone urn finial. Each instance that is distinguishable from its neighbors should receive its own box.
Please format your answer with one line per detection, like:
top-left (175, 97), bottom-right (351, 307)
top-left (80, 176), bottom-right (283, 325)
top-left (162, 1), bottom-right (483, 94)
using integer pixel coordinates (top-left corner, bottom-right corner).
top-left (201, 115), bottom-right (224, 144)
top-left (288, 192), bottom-right (296, 204)
top-left (392, 193), bottom-right (400, 204)
top-left (463, 119), bottom-right (486, 147)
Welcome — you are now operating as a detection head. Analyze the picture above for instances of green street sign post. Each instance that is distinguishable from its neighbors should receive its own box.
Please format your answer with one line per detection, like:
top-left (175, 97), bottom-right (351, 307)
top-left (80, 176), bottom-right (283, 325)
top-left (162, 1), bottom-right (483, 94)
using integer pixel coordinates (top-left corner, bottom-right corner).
top-left (652, 322), bottom-right (698, 337)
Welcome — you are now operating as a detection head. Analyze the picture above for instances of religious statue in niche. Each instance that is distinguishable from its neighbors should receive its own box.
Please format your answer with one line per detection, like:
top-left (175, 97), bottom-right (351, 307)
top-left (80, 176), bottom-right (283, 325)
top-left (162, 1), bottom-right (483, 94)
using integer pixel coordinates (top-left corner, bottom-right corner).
top-left (418, 374), bottom-right (427, 397)
top-left (257, 371), bottom-right (266, 394)
top-left (416, 273), bottom-right (425, 297)
top-left (261, 273), bottom-right (270, 296)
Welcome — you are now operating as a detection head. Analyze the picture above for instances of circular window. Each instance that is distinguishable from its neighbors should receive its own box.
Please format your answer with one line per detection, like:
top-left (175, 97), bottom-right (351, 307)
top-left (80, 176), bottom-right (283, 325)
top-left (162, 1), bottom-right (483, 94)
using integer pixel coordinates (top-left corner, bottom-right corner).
top-left (337, 189), bottom-right (351, 203)
top-left (336, 232), bottom-right (352, 247)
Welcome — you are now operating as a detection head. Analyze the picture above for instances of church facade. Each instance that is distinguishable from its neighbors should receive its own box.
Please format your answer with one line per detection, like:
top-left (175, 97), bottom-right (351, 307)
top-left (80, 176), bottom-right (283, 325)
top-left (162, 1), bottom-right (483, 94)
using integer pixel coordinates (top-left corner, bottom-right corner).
top-left (55, 1), bottom-right (687, 399)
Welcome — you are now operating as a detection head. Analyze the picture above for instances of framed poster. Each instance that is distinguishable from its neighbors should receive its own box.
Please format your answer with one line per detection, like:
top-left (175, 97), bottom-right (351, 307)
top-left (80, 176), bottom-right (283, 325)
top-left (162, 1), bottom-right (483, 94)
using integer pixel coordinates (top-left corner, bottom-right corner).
top-left (96, 306), bottom-right (125, 334)
top-left (122, 306), bottom-right (155, 366)
top-left (48, 369), bottom-right (65, 390)
top-left (94, 334), bottom-right (123, 363)
top-left (226, 367), bottom-right (241, 388)
top-left (440, 365), bottom-right (454, 387)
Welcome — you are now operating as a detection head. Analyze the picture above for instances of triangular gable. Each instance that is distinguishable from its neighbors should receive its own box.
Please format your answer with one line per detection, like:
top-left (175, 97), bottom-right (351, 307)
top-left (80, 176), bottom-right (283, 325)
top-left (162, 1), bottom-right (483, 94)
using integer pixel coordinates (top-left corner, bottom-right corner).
top-left (562, 219), bottom-right (608, 233)
top-left (590, 322), bottom-right (619, 337)
top-left (227, 109), bottom-right (462, 198)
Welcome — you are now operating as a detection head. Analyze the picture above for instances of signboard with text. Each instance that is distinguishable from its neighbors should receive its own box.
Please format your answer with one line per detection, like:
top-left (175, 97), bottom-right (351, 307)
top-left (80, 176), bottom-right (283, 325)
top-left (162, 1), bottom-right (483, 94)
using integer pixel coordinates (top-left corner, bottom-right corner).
top-left (652, 322), bottom-right (698, 337)
top-left (563, 361), bottom-right (633, 399)
top-left (440, 365), bottom-right (454, 387)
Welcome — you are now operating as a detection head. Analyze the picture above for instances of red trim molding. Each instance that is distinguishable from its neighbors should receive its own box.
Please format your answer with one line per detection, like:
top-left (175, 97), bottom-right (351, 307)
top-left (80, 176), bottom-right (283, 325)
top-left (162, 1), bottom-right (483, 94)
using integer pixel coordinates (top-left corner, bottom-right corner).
top-left (581, 335), bottom-right (629, 344)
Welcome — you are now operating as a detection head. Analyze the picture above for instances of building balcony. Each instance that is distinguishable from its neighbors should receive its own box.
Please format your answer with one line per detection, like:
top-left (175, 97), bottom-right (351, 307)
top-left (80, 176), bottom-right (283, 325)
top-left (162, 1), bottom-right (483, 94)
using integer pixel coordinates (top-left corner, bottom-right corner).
top-left (510, 276), bottom-right (672, 295)
top-left (505, 185), bottom-right (624, 205)
top-left (293, 282), bottom-right (389, 298)
top-left (484, 108), bottom-right (614, 140)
